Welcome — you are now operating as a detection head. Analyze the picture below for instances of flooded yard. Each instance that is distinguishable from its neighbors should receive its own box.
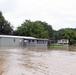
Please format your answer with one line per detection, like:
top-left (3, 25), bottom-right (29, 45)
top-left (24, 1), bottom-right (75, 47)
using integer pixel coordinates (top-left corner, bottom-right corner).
top-left (0, 46), bottom-right (76, 75)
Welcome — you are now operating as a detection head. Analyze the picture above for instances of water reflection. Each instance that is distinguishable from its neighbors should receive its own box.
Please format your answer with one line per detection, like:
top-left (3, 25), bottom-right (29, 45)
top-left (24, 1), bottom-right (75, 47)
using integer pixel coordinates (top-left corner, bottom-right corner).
top-left (0, 46), bottom-right (76, 75)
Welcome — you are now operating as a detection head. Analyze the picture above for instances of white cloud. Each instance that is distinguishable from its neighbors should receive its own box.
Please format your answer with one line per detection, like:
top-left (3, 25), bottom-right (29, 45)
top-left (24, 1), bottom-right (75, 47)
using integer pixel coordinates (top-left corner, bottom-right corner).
top-left (0, 0), bottom-right (76, 30)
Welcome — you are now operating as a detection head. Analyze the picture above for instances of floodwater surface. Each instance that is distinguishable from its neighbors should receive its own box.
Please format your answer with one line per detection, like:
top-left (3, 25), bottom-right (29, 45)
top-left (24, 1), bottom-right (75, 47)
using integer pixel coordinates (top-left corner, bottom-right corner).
top-left (0, 46), bottom-right (76, 75)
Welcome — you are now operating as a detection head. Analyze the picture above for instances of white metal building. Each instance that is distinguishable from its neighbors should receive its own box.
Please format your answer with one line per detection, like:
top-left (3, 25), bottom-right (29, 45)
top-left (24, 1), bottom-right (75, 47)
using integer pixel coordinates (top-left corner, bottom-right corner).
top-left (57, 39), bottom-right (69, 44)
top-left (0, 35), bottom-right (48, 46)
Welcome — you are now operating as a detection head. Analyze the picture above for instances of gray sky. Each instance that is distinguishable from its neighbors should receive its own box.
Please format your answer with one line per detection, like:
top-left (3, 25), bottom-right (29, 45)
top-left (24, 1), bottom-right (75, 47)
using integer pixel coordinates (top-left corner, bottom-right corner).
top-left (0, 0), bottom-right (76, 30)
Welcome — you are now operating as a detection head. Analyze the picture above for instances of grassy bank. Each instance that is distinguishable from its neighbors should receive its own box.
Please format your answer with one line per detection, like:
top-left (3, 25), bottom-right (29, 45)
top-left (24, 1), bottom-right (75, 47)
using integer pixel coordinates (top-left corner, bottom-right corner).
top-left (48, 43), bottom-right (64, 46)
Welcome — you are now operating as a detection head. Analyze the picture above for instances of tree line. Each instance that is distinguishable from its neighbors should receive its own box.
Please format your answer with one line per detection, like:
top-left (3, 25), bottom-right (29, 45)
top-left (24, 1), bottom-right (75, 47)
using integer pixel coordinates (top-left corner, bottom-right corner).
top-left (0, 11), bottom-right (76, 45)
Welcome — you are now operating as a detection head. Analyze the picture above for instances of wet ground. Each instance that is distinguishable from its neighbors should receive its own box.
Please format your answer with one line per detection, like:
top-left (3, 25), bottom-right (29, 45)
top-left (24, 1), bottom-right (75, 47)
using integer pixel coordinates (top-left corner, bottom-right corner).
top-left (0, 46), bottom-right (76, 75)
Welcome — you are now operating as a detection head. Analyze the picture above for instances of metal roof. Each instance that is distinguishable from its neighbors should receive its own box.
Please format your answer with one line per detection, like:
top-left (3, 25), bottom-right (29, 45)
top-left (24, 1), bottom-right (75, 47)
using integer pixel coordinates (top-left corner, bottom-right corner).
top-left (0, 35), bottom-right (36, 39)
top-left (0, 35), bottom-right (48, 40)
top-left (36, 38), bottom-right (48, 41)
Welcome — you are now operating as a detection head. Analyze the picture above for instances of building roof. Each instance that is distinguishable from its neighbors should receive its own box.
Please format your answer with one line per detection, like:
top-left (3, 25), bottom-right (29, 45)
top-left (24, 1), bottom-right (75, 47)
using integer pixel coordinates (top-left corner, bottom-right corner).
top-left (58, 39), bottom-right (68, 41)
top-left (0, 35), bottom-right (48, 41)
top-left (0, 35), bottom-right (36, 39)
top-left (37, 38), bottom-right (48, 41)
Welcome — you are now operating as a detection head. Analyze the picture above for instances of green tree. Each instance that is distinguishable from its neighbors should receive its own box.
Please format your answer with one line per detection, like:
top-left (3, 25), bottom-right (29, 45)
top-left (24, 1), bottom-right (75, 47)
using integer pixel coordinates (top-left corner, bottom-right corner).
top-left (57, 28), bottom-right (76, 45)
top-left (57, 28), bottom-right (65, 39)
top-left (62, 29), bottom-right (76, 45)
top-left (14, 20), bottom-right (53, 38)
top-left (53, 30), bottom-right (58, 43)
top-left (0, 11), bottom-right (13, 35)
top-left (35, 21), bottom-right (54, 38)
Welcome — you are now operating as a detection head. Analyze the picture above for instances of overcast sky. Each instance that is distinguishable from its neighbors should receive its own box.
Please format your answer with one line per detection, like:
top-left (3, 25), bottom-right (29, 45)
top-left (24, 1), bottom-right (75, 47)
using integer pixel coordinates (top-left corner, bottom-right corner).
top-left (0, 0), bottom-right (76, 30)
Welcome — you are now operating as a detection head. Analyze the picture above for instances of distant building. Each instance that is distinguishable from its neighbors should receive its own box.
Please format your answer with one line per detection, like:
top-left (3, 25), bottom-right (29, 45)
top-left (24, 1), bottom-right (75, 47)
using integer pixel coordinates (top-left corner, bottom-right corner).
top-left (57, 39), bottom-right (69, 44)
top-left (0, 35), bottom-right (48, 46)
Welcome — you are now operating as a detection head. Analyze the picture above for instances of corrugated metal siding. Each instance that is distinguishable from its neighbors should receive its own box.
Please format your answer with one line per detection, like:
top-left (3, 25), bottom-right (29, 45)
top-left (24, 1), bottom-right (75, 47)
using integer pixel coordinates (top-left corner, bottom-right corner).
top-left (0, 37), bottom-right (23, 46)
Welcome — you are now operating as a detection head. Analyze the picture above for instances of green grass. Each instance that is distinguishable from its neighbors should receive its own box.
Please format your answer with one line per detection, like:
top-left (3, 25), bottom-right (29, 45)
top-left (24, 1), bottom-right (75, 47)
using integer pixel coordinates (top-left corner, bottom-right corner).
top-left (48, 43), bottom-right (64, 46)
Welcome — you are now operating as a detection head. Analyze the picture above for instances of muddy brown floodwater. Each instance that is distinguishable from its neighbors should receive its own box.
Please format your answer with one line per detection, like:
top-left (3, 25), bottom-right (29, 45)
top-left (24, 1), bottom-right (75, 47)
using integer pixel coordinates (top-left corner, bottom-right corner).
top-left (0, 46), bottom-right (76, 75)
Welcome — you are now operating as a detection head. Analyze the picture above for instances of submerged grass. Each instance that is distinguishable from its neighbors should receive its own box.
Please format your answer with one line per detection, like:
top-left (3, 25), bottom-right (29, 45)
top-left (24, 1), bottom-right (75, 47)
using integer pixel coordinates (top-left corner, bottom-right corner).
top-left (48, 43), bottom-right (64, 46)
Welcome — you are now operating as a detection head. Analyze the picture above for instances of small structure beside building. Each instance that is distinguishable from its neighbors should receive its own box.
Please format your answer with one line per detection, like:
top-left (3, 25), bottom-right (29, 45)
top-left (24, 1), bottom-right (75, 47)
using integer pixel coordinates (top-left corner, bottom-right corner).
top-left (57, 39), bottom-right (69, 44)
top-left (0, 35), bottom-right (48, 46)
top-left (48, 38), bottom-right (56, 44)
